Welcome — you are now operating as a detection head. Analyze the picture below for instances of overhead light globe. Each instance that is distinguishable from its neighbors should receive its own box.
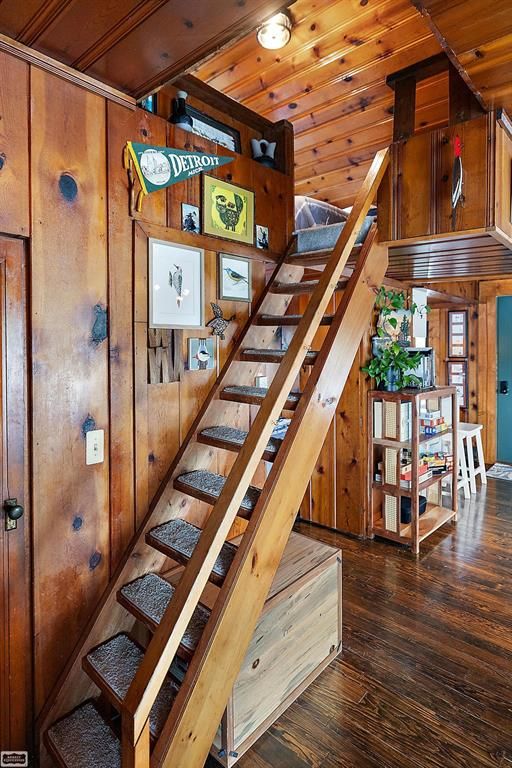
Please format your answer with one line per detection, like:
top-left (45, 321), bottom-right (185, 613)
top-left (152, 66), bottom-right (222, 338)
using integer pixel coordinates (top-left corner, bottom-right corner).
top-left (257, 12), bottom-right (292, 50)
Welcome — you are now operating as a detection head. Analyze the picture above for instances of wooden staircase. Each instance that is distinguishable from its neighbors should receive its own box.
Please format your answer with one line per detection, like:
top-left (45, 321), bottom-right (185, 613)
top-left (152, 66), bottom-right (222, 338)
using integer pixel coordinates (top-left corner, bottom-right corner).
top-left (40, 148), bottom-right (389, 768)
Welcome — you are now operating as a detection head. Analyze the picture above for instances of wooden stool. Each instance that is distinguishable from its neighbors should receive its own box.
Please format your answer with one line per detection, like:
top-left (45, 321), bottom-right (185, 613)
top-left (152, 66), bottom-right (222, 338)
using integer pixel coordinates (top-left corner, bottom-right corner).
top-left (458, 423), bottom-right (487, 495)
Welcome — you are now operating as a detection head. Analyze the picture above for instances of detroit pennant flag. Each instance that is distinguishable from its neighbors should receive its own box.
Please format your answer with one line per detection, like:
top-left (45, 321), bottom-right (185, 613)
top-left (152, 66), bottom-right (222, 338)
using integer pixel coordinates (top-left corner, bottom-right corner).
top-left (126, 142), bottom-right (233, 195)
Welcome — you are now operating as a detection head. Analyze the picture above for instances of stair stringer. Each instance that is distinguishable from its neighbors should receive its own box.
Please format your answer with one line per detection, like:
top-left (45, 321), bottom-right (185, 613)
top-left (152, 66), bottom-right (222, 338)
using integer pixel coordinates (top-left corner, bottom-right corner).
top-left (153, 237), bottom-right (389, 768)
top-left (37, 251), bottom-right (304, 763)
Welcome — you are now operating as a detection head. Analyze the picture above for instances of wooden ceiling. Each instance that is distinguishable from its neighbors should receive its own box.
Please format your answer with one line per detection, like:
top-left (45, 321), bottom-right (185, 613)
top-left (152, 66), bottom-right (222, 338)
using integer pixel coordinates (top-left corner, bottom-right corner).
top-left (413, 0), bottom-right (512, 116)
top-left (194, 0), bottom-right (450, 208)
top-left (0, 0), bottom-right (293, 98)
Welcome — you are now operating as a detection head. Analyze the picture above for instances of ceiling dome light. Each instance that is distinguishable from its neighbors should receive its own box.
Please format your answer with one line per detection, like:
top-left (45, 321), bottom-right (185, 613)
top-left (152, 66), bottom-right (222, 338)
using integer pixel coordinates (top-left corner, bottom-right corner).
top-left (257, 12), bottom-right (292, 50)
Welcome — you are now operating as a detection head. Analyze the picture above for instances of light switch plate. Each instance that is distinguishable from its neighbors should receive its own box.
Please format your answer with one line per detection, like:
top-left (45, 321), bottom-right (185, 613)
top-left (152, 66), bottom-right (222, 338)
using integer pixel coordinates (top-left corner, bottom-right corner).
top-left (86, 429), bottom-right (104, 465)
top-left (255, 375), bottom-right (268, 388)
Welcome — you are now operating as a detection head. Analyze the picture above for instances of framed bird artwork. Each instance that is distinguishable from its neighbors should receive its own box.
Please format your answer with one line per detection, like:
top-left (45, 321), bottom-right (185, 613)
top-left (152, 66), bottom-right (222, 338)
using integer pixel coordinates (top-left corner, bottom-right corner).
top-left (148, 238), bottom-right (204, 329)
top-left (203, 176), bottom-right (255, 245)
top-left (218, 253), bottom-right (252, 302)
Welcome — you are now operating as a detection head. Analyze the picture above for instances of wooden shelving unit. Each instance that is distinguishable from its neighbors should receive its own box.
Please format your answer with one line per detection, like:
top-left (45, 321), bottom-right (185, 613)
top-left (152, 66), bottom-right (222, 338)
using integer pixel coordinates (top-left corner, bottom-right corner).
top-left (368, 386), bottom-right (458, 554)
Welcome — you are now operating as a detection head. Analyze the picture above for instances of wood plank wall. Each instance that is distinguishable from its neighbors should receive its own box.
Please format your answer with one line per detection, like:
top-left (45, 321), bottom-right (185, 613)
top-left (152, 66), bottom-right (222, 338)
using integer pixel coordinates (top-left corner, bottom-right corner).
top-left (0, 52), bottom-right (293, 714)
top-left (296, 293), bottom-right (373, 538)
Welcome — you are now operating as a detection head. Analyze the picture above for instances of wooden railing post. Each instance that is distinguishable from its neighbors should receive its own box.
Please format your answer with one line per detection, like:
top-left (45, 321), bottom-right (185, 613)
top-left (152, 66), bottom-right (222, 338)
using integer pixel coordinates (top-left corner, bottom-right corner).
top-left (121, 713), bottom-right (150, 768)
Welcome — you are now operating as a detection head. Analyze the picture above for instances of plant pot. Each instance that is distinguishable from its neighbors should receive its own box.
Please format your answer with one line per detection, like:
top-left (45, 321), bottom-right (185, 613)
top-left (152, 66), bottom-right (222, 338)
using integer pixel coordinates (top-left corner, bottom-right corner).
top-left (378, 366), bottom-right (400, 392)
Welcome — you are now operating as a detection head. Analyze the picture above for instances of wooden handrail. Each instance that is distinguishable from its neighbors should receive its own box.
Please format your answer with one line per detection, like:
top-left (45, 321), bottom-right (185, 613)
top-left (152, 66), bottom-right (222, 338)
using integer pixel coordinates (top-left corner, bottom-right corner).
top-left (121, 147), bottom-right (390, 761)
top-left (154, 227), bottom-right (389, 767)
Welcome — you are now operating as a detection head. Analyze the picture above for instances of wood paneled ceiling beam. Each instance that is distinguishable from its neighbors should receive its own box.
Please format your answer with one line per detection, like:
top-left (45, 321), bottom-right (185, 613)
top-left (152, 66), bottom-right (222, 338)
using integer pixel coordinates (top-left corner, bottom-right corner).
top-left (410, 0), bottom-right (488, 111)
top-left (0, 33), bottom-right (136, 108)
top-left (131, 0), bottom-right (297, 99)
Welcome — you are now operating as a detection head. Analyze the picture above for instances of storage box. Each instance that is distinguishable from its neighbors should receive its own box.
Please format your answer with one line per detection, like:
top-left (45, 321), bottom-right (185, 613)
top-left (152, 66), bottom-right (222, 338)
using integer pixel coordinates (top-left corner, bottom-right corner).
top-left (208, 532), bottom-right (342, 766)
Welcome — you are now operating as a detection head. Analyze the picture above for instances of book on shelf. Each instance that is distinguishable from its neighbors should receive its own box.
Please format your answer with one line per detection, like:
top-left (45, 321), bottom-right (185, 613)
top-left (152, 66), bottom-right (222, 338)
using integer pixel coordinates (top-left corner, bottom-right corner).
top-left (421, 423), bottom-right (449, 436)
top-left (374, 470), bottom-right (434, 489)
top-left (373, 401), bottom-right (383, 438)
top-left (420, 409), bottom-right (441, 420)
top-left (420, 416), bottom-right (445, 427)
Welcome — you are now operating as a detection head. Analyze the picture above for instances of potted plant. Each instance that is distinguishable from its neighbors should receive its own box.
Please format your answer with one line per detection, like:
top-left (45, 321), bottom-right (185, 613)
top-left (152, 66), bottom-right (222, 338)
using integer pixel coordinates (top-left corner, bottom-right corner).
top-left (362, 287), bottom-right (429, 391)
top-left (362, 341), bottom-right (423, 391)
top-left (374, 286), bottom-right (429, 344)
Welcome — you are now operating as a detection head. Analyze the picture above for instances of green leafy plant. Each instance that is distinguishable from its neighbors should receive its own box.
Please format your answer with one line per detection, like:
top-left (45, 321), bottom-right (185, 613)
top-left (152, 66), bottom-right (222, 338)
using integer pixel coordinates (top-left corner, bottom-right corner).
top-left (362, 342), bottom-right (423, 390)
top-left (361, 286), bottom-right (430, 390)
top-left (374, 287), bottom-right (430, 338)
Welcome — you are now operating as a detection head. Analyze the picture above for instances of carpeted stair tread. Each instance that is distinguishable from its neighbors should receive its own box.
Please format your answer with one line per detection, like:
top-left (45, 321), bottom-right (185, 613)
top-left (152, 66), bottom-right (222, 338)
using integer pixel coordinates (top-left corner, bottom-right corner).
top-left (220, 384), bottom-right (301, 410)
top-left (291, 215), bottom-right (374, 254)
top-left (46, 700), bottom-right (121, 768)
top-left (147, 518), bottom-right (237, 584)
top-left (256, 314), bottom-right (334, 326)
top-left (198, 425), bottom-right (282, 461)
top-left (174, 469), bottom-right (261, 516)
top-left (270, 279), bottom-right (347, 294)
top-left (118, 573), bottom-right (210, 657)
top-left (84, 633), bottom-right (178, 739)
top-left (241, 348), bottom-right (318, 364)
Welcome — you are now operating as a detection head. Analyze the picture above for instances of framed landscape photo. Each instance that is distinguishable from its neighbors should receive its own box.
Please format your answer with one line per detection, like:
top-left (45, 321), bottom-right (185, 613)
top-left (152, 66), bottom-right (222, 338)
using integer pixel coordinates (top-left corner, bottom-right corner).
top-left (203, 176), bottom-right (254, 245)
top-left (218, 253), bottom-right (251, 303)
top-left (149, 238), bottom-right (204, 329)
top-left (448, 310), bottom-right (467, 357)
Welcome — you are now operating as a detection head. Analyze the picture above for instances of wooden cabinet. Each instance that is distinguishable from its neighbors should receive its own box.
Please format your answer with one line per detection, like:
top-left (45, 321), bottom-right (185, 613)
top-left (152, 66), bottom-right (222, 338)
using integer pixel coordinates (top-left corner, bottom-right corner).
top-left (202, 532), bottom-right (342, 766)
top-left (378, 112), bottom-right (512, 249)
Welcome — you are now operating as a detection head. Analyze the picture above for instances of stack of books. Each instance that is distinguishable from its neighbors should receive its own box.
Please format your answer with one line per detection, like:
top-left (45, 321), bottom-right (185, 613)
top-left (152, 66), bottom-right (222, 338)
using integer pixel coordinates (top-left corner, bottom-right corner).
top-left (420, 410), bottom-right (450, 437)
top-left (375, 459), bottom-right (433, 489)
top-left (422, 451), bottom-right (454, 475)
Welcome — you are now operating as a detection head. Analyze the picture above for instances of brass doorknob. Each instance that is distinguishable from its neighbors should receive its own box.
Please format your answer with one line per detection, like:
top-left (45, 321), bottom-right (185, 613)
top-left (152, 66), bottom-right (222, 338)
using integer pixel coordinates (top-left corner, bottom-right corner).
top-left (4, 498), bottom-right (24, 520)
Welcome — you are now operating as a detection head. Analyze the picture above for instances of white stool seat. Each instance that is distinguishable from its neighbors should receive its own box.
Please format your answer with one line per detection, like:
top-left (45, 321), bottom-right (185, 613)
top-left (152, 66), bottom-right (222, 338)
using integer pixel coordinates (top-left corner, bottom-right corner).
top-left (457, 422), bottom-right (487, 497)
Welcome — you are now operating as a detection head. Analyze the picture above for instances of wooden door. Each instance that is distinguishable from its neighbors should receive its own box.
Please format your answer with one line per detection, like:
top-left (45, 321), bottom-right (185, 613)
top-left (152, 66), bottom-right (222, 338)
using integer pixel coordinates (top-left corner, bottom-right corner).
top-left (0, 236), bottom-right (31, 753)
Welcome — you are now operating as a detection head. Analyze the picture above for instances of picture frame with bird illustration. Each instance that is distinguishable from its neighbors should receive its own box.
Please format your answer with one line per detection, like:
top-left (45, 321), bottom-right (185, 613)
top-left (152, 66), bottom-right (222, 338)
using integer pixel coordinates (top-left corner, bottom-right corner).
top-left (203, 175), bottom-right (255, 245)
top-left (148, 238), bottom-right (204, 329)
top-left (218, 253), bottom-right (252, 303)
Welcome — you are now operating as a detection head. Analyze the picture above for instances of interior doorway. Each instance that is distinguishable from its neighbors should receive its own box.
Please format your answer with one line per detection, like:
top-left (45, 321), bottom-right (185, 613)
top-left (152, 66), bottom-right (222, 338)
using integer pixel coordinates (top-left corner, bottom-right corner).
top-left (0, 236), bottom-right (31, 753)
top-left (497, 296), bottom-right (512, 464)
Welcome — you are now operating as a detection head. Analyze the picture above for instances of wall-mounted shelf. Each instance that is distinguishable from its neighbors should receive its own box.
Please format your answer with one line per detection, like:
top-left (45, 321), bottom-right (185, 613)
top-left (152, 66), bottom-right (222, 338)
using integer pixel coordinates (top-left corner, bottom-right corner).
top-left (368, 386), bottom-right (458, 554)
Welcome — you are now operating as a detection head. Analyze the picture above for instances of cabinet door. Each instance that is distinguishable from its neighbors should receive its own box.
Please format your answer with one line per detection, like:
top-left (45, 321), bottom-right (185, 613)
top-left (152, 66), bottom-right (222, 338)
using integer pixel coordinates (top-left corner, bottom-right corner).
top-left (396, 131), bottom-right (435, 240)
top-left (436, 115), bottom-right (493, 234)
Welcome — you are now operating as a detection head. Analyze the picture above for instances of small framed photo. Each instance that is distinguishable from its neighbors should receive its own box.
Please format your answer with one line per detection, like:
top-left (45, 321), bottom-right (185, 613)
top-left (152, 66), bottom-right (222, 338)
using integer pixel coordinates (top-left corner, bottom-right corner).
top-left (448, 310), bottom-right (467, 357)
top-left (181, 203), bottom-right (201, 234)
top-left (149, 238), bottom-right (204, 328)
top-left (203, 176), bottom-right (254, 245)
top-left (188, 337), bottom-right (215, 371)
top-left (255, 224), bottom-right (269, 250)
top-left (218, 253), bottom-right (251, 303)
top-left (447, 360), bottom-right (468, 408)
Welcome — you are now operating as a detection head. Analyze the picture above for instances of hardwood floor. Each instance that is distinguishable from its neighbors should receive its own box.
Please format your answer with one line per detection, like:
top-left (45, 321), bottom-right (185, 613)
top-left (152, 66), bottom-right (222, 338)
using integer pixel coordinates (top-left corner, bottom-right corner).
top-left (209, 477), bottom-right (512, 767)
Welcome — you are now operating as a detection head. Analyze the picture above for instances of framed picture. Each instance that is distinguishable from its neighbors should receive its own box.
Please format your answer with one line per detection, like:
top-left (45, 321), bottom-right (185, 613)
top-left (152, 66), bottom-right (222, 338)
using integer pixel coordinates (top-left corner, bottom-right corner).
top-left (181, 203), bottom-right (201, 234)
top-left (218, 253), bottom-right (251, 303)
top-left (149, 238), bottom-right (204, 329)
top-left (255, 224), bottom-right (269, 250)
top-left (448, 310), bottom-right (467, 357)
top-left (203, 176), bottom-right (254, 245)
top-left (188, 337), bottom-right (215, 371)
top-left (186, 105), bottom-right (241, 153)
top-left (447, 360), bottom-right (468, 408)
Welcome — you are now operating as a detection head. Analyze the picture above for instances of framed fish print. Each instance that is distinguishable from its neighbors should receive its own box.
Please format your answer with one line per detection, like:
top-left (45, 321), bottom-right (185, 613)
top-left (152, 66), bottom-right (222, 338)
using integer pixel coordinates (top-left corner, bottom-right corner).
top-left (203, 176), bottom-right (254, 245)
top-left (149, 238), bottom-right (204, 329)
top-left (218, 253), bottom-right (251, 303)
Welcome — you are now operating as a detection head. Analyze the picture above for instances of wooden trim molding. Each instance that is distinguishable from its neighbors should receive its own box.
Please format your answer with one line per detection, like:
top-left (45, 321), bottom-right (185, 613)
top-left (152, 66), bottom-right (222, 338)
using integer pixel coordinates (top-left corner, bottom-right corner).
top-left (135, 220), bottom-right (280, 263)
top-left (478, 278), bottom-right (512, 462)
top-left (0, 34), bottom-right (136, 109)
